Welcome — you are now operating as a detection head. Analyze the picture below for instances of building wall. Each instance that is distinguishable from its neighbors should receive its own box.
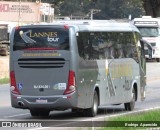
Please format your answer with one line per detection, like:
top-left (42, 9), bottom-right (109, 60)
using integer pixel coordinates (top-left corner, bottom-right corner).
top-left (0, 1), bottom-right (40, 23)
top-left (1, 0), bottom-right (33, 2)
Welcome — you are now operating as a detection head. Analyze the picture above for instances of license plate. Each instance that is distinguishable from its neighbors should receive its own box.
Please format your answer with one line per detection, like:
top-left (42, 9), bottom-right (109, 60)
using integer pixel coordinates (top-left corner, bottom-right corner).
top-left (36, 99), bottom-right (48, 103)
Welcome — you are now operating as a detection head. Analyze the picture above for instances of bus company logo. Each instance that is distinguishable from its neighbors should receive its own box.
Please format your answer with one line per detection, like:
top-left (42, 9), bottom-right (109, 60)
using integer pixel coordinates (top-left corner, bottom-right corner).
top-left (29, 31), bottom-right (60, 42)
top-left (20, 30), bottom-right (59, 43)
top-left (19, 30), bottom-right (36, 44)
top-left (110, 63), bottom-right (133, 78)
top-left (29, 31), bottom-right (58, 38)
top-left (47, 37), bottom-right (59, 42)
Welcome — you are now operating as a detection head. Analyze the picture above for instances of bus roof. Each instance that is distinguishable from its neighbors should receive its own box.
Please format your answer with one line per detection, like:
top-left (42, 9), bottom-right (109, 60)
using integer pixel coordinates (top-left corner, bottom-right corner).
top-left (16, 20), bottom-right (140, 33)
top-left (52, 20), bottom-right (139, 32)
top-left (76, 23), bottom-right (139, 32)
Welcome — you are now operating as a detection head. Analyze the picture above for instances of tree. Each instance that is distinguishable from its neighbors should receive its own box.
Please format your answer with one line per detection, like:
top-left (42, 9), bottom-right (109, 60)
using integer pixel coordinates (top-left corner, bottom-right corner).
top-left (143, 0), bottom-right (160, 17)
top-left (93, 0), bottom-right (144, 19)
top-left (55, 0), bottom-right (144, 19)
top-left (34, 0), bottom-right (160, 18)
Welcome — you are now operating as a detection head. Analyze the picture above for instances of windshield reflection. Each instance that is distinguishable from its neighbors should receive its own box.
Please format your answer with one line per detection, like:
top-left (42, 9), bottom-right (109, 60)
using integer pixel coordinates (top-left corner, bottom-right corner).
top-left (138, 27), bottom-right (159, 37)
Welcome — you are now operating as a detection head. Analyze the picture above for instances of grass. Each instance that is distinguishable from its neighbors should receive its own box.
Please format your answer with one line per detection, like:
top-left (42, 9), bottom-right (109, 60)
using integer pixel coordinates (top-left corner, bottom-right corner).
top-left (100, 109), bottom-right (160, 130)
top-left (0, 77), bottom-right (9, 85)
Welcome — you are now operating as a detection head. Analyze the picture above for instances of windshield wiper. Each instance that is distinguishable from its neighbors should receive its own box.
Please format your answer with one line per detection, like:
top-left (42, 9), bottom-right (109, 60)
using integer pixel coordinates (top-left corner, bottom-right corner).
top-left (148, 35), bottom-right (157, 37)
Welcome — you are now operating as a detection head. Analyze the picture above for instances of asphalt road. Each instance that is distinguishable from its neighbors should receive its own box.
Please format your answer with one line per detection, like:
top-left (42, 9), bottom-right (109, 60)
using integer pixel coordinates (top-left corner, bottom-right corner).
top-left (0, 61), bottom-right (160, 129)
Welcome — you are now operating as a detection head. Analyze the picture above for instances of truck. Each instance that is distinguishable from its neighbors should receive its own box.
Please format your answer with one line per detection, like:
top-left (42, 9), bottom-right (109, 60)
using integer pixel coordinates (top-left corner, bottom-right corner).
top-left (0, 21), bottom-right (18, 56)
top-left (0, 24), bottom-right (9, 56)
top-left (133, 16), bottom-right (160, 62)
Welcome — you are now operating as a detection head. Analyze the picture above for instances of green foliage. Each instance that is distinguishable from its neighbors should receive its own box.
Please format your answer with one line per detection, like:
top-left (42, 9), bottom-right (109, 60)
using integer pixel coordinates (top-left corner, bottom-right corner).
top-left (109, 110), bottom-right (160, 121)
top-left (0, 77), bottom-right (9, 85)
top-left (56, 0), bottom-right (144, 19)
top-left (101, 110), bottom-right (160, 130)
top-left (34, 0), bottom-right (145, 19)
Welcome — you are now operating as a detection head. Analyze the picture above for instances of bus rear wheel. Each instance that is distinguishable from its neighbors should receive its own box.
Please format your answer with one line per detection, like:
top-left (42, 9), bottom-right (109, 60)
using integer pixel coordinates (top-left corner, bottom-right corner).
top-left (30, 109), bottom-right (50, 117)
top-left (124, 88), bottom-right (136, 111)
top-left (156, 58), bottom-right (160, 62)
top-left (85, 91), bottom-right (98, 117)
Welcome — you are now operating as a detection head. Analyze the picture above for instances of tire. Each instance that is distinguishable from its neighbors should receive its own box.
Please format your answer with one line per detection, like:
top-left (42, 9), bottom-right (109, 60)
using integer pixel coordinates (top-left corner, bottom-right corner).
top-left (124, 88), bottom-right (136, 111)
top-left (6, 45), bottom-right (9, 55)
top-left (30, 109), bottom-right (50, 117)
top-left (71, 108), bottom-right (77, 113)
top-left (30, 109), bottom-right (39, 116)
top-left (85, 91), bottom-right (98, 117)
top-left (156, 58), bottom-right (160, 62)
top-left (3, 45), bottom-right (9, 56)
top-left (4, 49), bottom-right (8, 56)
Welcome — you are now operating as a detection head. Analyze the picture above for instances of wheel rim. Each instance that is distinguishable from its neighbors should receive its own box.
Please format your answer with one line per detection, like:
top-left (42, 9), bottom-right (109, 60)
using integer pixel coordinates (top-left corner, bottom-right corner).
top-left (93, 93), bottom-right (98, 114)
top-left (131, 89), bottom-right (136, 107)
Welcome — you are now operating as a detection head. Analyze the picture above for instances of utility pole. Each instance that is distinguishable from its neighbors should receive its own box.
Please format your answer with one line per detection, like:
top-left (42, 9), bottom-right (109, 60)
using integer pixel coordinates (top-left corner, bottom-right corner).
top-left (18, 0), bottom-right (21, 25)
top-left (90, 9), bottom-right (101, 20)
top-left (91, 9), bottom-right (93, 20)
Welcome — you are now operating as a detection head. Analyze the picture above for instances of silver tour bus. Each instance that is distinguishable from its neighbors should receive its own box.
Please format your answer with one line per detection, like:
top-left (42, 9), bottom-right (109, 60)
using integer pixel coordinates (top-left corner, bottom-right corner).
top-left (10, 21), bottom-right (146, 117)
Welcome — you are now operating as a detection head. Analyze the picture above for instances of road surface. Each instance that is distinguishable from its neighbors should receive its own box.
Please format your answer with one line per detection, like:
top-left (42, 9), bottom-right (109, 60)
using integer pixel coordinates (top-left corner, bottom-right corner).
top-left (0, 61), bottom-right (160, 129)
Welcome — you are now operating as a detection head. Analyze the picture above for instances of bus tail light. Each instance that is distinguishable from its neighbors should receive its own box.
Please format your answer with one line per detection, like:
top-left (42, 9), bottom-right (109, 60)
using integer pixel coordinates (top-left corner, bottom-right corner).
top-left (15, 26), bottom-right (20, 30)
top-left (64, 25), bottom-right (69, 29)
top-left (63, 70), bottom-right (76, 95)
top-left (10, 71), bottom-right (21, 95)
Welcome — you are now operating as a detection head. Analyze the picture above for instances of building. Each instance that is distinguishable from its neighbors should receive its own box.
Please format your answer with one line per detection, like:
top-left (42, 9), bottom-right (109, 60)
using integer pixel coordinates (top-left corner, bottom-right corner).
top-left (0, 0), bottom-right (54, 24)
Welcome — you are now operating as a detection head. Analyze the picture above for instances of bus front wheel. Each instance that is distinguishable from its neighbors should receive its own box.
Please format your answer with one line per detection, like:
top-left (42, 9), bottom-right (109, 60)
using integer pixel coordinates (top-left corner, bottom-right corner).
top-left (85, 91), bottom-right (98, 117)
top-left (124, 88), bottom-right (136, 111)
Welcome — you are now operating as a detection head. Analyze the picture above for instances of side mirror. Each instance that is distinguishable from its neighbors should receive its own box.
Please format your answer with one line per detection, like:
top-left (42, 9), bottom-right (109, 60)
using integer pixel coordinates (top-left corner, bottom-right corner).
top-left (140, 39), bottom-right (153, 59)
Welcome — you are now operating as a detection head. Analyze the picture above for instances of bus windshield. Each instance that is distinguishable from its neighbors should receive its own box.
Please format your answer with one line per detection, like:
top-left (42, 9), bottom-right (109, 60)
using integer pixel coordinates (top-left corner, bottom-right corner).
top-left (13, 27), bottom-right (69, 51)
top-left (138, 27), bottom-right (159, 37)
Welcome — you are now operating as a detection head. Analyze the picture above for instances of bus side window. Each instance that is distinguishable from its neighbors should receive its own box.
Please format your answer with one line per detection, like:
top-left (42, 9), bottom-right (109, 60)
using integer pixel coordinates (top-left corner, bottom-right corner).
top-left (122, 32), bottom-right (138, 61)
top-left (124, 43), bottom-right (138, 60)
top-left (115, 43), bottom-right (124, 58)
top-left (77, 33), bottom-right (87, 60)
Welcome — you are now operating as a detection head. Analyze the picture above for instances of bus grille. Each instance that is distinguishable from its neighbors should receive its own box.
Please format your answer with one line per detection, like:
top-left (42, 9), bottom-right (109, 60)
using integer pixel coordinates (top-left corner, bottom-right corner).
top-left (18, 58), bottom-right (65, 68)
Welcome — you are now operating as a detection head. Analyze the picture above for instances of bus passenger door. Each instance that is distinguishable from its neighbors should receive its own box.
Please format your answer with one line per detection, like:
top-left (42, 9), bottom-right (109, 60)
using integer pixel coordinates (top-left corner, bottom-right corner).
top-left (107, 60), bottom-right (128, 104)
top-left (78, 58), bottom-right (99, 108)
